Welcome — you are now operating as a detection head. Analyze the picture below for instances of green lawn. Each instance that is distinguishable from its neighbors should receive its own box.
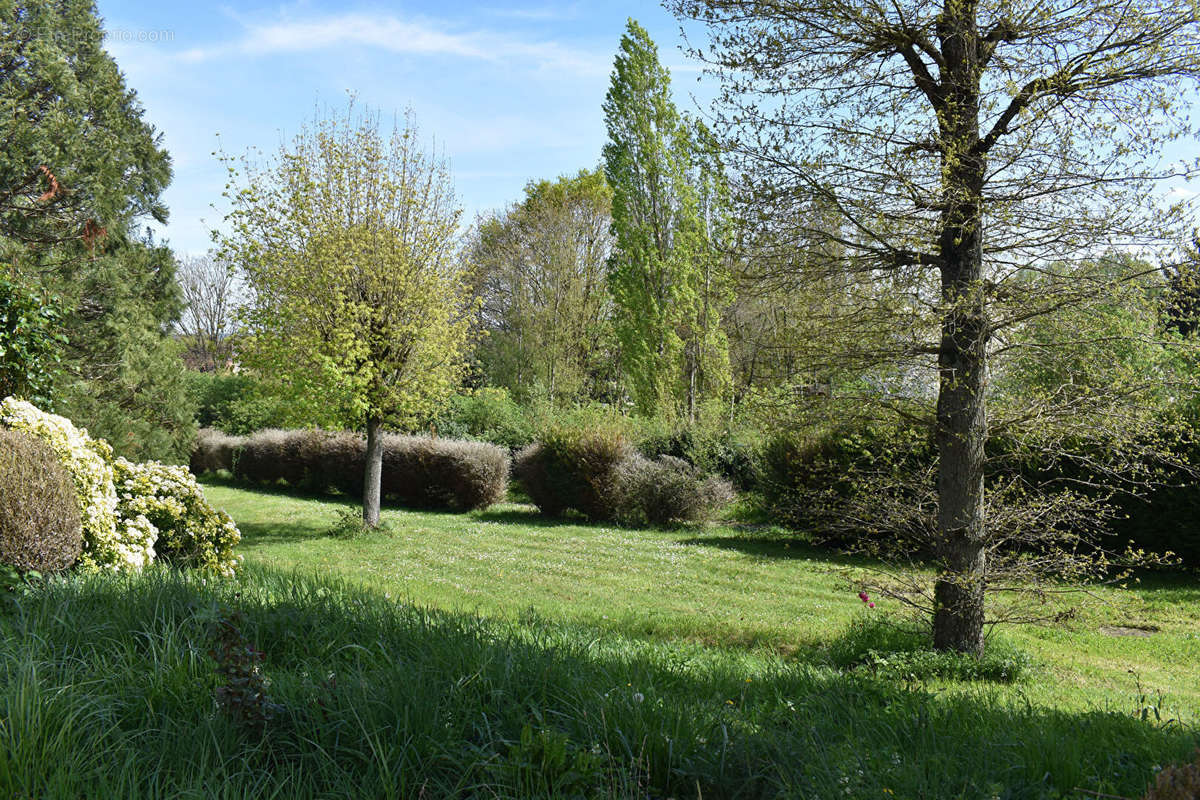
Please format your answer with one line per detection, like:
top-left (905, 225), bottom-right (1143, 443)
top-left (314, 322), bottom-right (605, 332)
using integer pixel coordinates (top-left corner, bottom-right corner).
top-left (1, 481), bottom-right (1197, 798)
top-left (204, 481), bottom-right (1200, 720)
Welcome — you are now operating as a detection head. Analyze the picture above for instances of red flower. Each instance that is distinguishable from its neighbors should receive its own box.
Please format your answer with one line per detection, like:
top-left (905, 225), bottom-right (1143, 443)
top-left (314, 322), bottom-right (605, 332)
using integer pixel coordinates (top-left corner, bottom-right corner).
top-left (858, 592), bottom-right (869, 603)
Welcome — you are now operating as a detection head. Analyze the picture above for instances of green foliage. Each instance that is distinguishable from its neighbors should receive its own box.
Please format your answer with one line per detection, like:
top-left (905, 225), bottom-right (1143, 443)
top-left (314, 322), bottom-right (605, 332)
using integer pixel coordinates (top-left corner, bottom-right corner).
top-left (758, 420), bottom-right (933, 537)
top-left (113, 458), bottom-right (242, 576)
top-left (515, 423), bottom-right (634, 520)
top-left (0, 0), bottom-right (170, 247)
top-left (635, 412), bottom-right (762, 490)
top-left (469, 170), bottom-right (620, 406)
top-left (603, 19), bottom-right (732, 418)
top-left (828, 615), bottom-right (1034, 684)
top-left (325, 508), bottom-right (392, 540)
top-left (186, 370), bottom-right (345, 436)
top-left (220, 104), bottom-right (473, 434)
top-left (0, 429), bottom-right (82, 573)
top-left (1, 2), bottom-right (190, 463)
top-left (0, 276), bottom-right (65, 408)
top-left (432, 388), bottom-right (536, 450)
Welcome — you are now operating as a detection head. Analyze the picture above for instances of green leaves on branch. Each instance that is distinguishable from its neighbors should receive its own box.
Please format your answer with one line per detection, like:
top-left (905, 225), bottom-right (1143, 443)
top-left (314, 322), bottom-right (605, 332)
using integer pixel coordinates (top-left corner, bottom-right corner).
top-left (219, 103), bottom-right (474, 432)
top-left (0, 275), bottom-right (65, 408)
top-left (603, 19), bottom-right (732, 420)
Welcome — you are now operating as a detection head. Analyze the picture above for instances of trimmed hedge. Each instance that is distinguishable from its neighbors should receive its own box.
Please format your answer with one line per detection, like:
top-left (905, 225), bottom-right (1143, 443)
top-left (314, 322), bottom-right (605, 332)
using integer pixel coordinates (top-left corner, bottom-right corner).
top-left (197, 428), bottom-right (509, 512)
top-left (0, 429), bottom-right (83, 573)
top-left (191, 428), bottom-right (246, 475)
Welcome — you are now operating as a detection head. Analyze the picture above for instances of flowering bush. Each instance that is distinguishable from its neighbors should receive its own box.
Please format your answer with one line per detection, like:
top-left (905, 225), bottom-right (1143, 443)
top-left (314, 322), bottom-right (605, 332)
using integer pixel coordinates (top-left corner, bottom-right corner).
top-left (113, 458), bottom-right (242, 576)
top-left (0, 396), bottom-right (140, 570)
top-left (1, 397), bottom-right (242, 575)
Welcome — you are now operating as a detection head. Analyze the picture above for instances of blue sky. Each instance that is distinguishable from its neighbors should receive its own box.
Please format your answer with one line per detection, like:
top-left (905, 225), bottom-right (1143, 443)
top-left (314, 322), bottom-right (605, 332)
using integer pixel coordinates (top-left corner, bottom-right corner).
top-left (96, 1), bottom-right (711, 256)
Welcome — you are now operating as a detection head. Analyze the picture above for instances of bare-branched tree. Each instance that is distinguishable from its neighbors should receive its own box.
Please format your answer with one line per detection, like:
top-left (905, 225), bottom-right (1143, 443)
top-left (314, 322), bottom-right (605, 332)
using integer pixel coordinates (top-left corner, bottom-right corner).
top-left (177, 253), bottom-right (242, 371)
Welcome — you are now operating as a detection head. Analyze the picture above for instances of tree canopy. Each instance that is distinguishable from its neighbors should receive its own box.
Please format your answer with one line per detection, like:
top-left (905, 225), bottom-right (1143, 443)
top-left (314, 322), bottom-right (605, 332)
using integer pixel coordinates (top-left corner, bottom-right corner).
top-left (220, 103), bottom-right (474, 526)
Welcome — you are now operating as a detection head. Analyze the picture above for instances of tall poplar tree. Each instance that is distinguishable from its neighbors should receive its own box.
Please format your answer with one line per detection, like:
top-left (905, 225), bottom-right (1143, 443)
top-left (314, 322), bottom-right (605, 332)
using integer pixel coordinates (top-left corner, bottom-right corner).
top-left (603, 18), bottom-right (731, 421)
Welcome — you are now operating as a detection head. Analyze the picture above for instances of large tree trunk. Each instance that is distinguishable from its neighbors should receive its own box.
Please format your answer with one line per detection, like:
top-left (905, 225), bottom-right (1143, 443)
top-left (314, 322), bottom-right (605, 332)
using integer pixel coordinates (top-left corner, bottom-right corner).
top-left (363, 415), bottom-right (384, 528)
top-left (933, 0), bottom-right (989, 655)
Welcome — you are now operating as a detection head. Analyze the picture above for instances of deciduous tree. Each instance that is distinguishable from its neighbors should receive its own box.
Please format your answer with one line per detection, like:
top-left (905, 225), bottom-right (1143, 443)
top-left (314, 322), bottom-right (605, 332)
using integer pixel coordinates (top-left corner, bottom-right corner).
top-left (670, 0), bottom-right (1200, 653)
top-left (603, 18), bottom-right (732, 421)
top-left (220, 103), bottom-right (473, 527)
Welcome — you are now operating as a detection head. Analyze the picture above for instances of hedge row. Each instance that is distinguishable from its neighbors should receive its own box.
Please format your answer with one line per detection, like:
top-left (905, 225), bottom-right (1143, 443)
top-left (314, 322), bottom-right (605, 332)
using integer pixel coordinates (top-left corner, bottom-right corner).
top-left (193, 428), bottom-right (509, 512)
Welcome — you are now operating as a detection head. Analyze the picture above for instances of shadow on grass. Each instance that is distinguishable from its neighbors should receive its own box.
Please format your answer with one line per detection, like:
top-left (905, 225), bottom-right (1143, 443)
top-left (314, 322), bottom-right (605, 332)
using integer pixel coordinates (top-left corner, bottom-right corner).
top-left (5, 565), bottom-right (1196, 799)
top-left (679, 534), bottom-right (875, 569)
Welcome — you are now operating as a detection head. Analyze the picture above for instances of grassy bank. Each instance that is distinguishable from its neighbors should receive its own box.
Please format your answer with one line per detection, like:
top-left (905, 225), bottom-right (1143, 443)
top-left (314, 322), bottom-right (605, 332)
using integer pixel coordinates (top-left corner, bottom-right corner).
top-left (0, 565), bottom-right (1195, 799)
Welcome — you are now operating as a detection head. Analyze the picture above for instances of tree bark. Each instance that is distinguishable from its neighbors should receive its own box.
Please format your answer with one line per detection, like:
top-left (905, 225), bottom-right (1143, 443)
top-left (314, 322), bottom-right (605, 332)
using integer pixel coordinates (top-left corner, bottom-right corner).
top-left (932, 0), bottom-right (989, 655)
top-left (363, 415), bottom-right (383, 528)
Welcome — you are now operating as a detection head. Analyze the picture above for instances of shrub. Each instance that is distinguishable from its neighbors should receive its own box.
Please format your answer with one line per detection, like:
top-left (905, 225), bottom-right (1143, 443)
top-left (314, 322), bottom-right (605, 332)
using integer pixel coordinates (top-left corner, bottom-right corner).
top-left (515, 424), bottom-right (633, 520)
top-left (0, 396), bottom-right (155, 571)
top-left (114, 458), bottom-right (242, 576)
top-left (0, 429), bottom-right (82, 573)
top-left (191, 428), bottom-right (246, 475)
top-left (827, 615), bottom-right (1033, 684)
top-left (433, 388), bottom-right (536, 450)
top-left (636, 423), bottom-right (761, 490)
top-left (232, 429), bottom-right (292, 487)
top-left (758, 423), bottom-right (933, 537)
top-left (614, 454), bottom-right (734, 526)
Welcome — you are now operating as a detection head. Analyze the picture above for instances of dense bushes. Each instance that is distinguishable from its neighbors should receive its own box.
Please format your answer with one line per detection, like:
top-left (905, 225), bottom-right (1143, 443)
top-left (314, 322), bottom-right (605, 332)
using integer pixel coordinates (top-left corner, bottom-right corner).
top-left (432, 388), bottom-right (536, 450)
top-left (1, 397), bottom-right (242, 574)
top-left (515, 425), bottom-right (632, 520)
top-left (114, 459), bottom-right (242, 575)
top-left (0, 396), bottom-right (138, 569)
top-left (190, 428), bottom-right (245, 474)
top-left (0, 429), bottom-right (82, 573)
top-left (614, 455), bottom-right (734, 526)
top-left (515, 425), bottom-right (732, 525)
top-left (758, 422), bottom-right (933, 536)
top-left (198, 428), bottom-right (510, 512)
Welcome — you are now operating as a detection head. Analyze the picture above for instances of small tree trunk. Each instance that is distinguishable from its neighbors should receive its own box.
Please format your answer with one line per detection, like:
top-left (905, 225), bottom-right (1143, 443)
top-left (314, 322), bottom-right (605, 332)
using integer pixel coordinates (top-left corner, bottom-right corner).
top-left (363, 415), bottom-right (383, 528)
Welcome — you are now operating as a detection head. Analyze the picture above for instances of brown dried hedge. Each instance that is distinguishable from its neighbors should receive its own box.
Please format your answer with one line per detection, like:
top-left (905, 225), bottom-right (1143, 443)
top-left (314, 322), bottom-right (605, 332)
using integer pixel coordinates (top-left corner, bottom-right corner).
top-left (191, 428), bottom-right (246, 475)
top-left (202, 428), bottom-right (508, 512)
top-left (0, 428), bottom-right (83, 573)
top-left (515, 428), bottom-right (733, 525)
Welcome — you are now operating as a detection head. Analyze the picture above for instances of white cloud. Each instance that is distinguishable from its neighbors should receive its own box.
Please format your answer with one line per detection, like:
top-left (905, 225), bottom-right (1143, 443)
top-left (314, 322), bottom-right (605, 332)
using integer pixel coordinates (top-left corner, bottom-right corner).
top-left (176, 12), bottom-right (607, 76)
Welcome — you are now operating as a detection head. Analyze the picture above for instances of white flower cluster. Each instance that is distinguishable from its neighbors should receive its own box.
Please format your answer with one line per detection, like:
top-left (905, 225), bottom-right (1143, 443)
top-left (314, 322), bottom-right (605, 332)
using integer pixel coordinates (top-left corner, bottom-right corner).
top-left (114, 458), bottom-right (242, 576)
top-left (0, 398), bottom-right (241, 575)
